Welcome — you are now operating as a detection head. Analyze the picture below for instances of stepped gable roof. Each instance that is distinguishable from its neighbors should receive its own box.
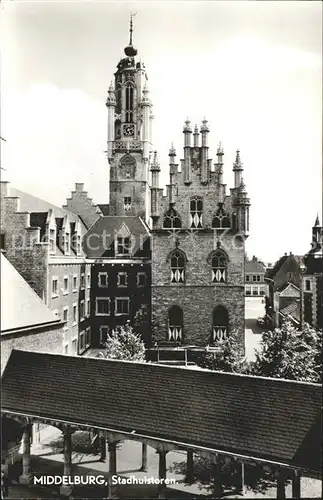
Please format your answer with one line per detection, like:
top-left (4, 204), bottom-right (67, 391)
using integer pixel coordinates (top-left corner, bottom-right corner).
top-left (0, 254), bottom-right (60, 334)
top-left (2, 350), bottom-right (322, 473)
top-left (83, 216), bottom-right (150, 258)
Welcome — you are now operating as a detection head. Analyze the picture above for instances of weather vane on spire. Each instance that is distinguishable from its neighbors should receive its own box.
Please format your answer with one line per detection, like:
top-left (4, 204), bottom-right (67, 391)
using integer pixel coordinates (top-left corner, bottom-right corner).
top-left (129, 12), bottom-right (137, 46)
top-left (124, 12), bottom-right (138, 57)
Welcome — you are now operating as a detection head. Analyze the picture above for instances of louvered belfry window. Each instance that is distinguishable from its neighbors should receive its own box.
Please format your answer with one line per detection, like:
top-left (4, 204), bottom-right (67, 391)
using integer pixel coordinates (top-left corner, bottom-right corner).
top-left (212, 306), bottom-right (229, 342)
top-left (168, 306), bottom-right (183, 341)
top-left (170, 250), bottom-right (185, 284)
top-left (212, 250), bottom-right (227, 283)
top-left (190, 197), bottom-right (203, 228)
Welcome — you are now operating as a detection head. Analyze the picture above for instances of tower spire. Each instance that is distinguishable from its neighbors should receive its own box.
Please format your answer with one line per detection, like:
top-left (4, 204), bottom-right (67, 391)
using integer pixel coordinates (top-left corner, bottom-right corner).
top-left (124, 13), bottom-right (138, 57)
top-left (129, 12), bottom-right (136, 45)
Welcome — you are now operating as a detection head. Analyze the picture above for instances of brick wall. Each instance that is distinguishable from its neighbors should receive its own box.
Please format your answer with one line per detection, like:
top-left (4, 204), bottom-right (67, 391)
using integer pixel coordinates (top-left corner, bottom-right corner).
top-left (1, 193), bottom-right (49, 299)
top-left (48, 262), bottom-right (92, 355)
top-left (1, 324), bottom-right (63, 373)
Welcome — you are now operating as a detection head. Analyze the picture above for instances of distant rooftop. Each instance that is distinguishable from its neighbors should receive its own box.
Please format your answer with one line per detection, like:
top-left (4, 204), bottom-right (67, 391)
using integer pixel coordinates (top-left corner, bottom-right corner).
top-left (0, 253), bottom-right (60, 333)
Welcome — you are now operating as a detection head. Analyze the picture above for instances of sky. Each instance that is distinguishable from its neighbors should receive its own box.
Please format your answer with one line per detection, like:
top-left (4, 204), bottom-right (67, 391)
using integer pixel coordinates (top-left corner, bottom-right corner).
top-left (1, 0), bottom-right (322, 263)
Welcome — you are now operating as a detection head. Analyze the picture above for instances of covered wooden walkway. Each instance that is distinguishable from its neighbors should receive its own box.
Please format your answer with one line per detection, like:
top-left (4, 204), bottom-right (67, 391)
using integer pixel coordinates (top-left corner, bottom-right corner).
top-left (1, 350), bottom-right (322, 498)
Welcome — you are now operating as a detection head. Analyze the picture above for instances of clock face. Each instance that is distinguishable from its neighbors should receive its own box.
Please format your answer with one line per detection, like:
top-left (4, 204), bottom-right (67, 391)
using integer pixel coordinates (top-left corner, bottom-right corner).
top-left (123, 124), bottom-right (135, 137)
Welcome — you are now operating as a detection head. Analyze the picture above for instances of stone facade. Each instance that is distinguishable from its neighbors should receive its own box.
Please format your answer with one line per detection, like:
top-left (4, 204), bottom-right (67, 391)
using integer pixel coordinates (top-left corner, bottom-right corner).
top-left (150, 123), bottom-right (250, 354)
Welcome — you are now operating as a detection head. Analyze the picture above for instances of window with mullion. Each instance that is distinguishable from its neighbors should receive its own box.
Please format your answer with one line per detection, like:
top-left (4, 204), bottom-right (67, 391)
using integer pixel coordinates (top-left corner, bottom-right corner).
top-left (117, 236), bottom-right (130, 255)
top-left (190, 197), bottom-right (203, 228)
top-left (212, 252), bottom-right (227, 283)
top-left (170, 251), bottom-right (185, 284)
top-left (212, 306), bottom-right (229, 343)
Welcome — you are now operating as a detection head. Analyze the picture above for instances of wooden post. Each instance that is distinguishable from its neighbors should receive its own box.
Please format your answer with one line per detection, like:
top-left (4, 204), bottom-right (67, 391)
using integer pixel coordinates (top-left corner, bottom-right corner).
top-left (238, 461), bottom-right (245, 496)
top-left (277, 468), bottom-right (286, 499)
top-left (107, 442), bottom-right (117, 499)
top-left (19, 423), bottom-right (32, 484)
top-left (186, 449), bottom-right (194, 483)
top-left (157, 450), bottom-right (167, 499)
top-left (99, 436), bottom-right (107, 462)
top-left (141, 442), bottom-right (148, 472)
top-left (292, 470), bottom-right (301, 499)
top-left (212, 455), bottom-right (223, 498)
top-left (184, 348), bottom-right (188, 366)
top-left (60, 428), bottom-right (74, 496)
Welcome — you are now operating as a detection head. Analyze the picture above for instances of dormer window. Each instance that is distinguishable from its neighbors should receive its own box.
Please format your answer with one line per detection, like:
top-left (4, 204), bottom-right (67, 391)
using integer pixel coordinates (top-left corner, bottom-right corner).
top-left (190, 196), bottom-right (203, 228)
top-left (65, 231), bottom-right (70, 254)
top-left (117, 236), bottom-right (130, 255)
top-left (49, 229), bottom-right (55, 253)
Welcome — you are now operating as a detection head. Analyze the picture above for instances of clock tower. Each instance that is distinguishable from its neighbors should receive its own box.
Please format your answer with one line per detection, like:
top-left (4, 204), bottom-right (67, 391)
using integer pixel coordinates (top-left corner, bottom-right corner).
top-left (106, 15), bottom-right (153, 222)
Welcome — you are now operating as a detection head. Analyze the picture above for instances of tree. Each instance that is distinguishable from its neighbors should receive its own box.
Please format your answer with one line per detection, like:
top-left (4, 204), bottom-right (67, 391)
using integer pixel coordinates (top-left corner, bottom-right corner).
top-left (251, 320), bottom-right (322, 383)
top-left (100, 322), bottom-right (146, 362)
top-left (196, 330), bottom-right (250, 373)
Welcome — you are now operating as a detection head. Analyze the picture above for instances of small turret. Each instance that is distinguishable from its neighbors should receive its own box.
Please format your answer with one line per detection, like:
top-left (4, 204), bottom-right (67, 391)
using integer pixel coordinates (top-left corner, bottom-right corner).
top-left (233, 149), bottom-right (243, 188)
top-left (200, 119), bottom-right (209, 184)
top-left (150, 151), bottom-right (160, 220)
top-left (193, 125), bottom-right (199, 147)
top-left (200, 119), bottom-right (209, 147)
top-left (183, 120), bottom-right (192, 184)
top-left (106, 82), bottom-right (116, 160)
top-left (235, 178), bottom-right (250, 236)
top-left (141, 83), bottom-right (151, 160)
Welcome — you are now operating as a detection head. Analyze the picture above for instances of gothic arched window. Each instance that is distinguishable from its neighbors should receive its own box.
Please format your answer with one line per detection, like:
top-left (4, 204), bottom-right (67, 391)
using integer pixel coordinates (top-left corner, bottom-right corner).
top-left (190, 196), bottom-right (203, 228)
top-left (212, 306), bottom-right (229, 343)
top-left (169, 249), bottom-right (186, 284)
top-left (210, 249), bottom-right (228, 283)
top-left (163, 207), bottom-right (182, 229)
top-left (212, 203), bottom-right (231, 229)
top-left (168, 306), bottom-right (183, 341)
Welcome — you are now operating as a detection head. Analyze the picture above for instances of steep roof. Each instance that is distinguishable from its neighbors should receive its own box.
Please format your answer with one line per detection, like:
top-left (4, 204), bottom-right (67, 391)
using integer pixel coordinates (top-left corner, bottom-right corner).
top-left (0, 254), bottom-right (60, 333)
top-left (280, 302), bottom-right (301, 322)
top-left (84, 216), bottom-right (150, 258)
top-left (97, 204), bottom-right (110, 216)
top-left (266, 255), bottom-right (288, 279)
top-left (2, 350), bottom-right (321, 472)
top-left (7, 187), bottom-right (87, 233)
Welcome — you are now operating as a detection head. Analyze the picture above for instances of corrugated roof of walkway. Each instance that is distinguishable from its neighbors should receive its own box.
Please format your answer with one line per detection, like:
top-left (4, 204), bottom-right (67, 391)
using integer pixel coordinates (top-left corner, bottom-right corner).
top-left (2, 350), bottom-right (322, 473)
